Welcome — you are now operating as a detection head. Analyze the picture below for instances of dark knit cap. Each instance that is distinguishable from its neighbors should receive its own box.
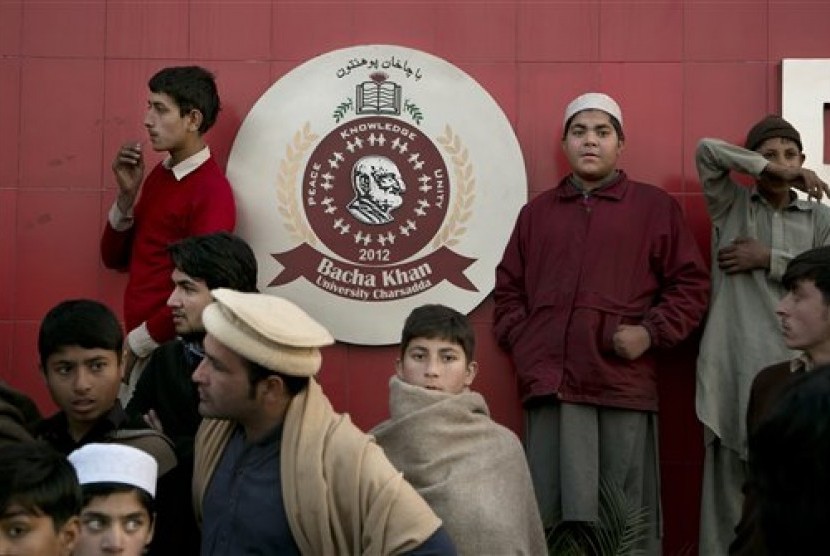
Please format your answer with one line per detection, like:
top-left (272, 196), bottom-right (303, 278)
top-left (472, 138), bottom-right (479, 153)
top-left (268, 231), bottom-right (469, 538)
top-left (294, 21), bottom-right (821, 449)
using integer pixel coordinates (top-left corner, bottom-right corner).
top-left (745, 115), bottom-right (802, 152)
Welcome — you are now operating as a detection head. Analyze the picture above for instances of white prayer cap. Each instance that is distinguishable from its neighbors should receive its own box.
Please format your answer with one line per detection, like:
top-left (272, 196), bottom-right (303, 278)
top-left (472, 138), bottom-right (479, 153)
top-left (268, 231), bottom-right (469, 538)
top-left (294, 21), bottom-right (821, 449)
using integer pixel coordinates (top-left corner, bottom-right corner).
top-left (202, 288), bottom-right (335, 377)
top-left (68, 443), bottom-right (158, 498)
top-left (563, 92), bottom-right (623, 129)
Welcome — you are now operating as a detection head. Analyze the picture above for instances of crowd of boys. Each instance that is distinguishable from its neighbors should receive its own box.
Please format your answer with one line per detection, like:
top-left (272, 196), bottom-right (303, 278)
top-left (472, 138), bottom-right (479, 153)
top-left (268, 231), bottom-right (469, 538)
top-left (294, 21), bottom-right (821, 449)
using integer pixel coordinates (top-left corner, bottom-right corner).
top-left (1, 63), bottom-right (828, 556)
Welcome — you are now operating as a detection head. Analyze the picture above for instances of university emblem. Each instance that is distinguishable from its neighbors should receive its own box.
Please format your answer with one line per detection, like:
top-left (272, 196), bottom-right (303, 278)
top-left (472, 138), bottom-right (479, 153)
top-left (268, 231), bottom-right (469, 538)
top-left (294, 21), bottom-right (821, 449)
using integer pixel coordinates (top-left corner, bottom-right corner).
top-left (228, 45), bottom-right (526, 344)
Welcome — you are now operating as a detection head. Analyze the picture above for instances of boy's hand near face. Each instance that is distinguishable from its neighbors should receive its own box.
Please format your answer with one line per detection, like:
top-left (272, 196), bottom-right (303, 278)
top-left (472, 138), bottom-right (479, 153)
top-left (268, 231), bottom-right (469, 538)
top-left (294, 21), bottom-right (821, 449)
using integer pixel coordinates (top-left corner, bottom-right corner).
top-left (764, 164), bottom-right (830, 201)
top-left (112, 141), bottom-right (144, 213)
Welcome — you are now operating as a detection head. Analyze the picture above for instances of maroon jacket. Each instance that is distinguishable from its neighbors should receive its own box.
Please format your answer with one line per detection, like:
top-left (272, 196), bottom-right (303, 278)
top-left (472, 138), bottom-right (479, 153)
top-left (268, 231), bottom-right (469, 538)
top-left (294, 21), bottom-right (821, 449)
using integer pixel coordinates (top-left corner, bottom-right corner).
top-left (494, 172), bottom-right (709, 411)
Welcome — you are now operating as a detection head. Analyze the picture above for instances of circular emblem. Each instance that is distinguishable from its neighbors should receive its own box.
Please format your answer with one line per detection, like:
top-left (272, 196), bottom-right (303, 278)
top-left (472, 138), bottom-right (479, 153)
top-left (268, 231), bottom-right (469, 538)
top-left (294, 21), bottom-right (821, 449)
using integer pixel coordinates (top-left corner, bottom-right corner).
top-left (227, 45), bottom-right (526, 345)
top-left (303, 115), bottom-right (448, 264)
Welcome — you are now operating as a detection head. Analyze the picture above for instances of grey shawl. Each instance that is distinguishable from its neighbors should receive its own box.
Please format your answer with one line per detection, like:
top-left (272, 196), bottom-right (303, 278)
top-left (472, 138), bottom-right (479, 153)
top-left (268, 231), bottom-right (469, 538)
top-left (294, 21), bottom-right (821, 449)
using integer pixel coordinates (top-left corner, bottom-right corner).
top-left (372, 377), bottom-right (547, 556)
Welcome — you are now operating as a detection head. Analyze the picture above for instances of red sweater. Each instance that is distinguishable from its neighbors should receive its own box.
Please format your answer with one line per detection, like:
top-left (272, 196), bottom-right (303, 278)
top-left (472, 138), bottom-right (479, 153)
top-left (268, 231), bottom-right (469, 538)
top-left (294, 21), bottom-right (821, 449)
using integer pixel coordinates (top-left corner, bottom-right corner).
top-left (101, 157), bottom-right (236, 343)
top-left (494, 172), bottom-right (709, 411)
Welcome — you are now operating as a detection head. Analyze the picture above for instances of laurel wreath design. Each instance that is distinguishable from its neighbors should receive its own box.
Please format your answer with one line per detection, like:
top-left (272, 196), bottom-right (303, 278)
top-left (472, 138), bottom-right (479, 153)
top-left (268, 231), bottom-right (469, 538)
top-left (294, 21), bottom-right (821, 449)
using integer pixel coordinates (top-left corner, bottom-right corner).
top-left (276, 123), bottom-right (319, 245)
top-left (332, 98), bottom-right (353, 123)
top-left (403, 100), bottom-right (423, 125)
top-left (433, 125), bottom-right (475, 249)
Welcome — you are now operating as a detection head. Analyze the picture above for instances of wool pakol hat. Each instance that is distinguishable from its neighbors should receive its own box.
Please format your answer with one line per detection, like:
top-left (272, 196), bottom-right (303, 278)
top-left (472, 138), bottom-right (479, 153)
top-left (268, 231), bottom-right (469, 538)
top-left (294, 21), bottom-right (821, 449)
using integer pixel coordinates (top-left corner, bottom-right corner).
top-left (563, 92), bottom-right (623, 128)
top-left (68, 443), bottom-right (158, 497)
top-left (745, 115), bottom-right (803, 152)
top-left (202, 288), bottom-right (335, 377)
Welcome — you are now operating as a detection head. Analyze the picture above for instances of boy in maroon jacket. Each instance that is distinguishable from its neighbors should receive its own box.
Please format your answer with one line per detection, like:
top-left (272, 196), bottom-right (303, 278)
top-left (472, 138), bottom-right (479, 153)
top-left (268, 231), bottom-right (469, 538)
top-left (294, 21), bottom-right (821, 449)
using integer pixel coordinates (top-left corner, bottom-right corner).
top-left (494, 92), bottom-right (709, 554)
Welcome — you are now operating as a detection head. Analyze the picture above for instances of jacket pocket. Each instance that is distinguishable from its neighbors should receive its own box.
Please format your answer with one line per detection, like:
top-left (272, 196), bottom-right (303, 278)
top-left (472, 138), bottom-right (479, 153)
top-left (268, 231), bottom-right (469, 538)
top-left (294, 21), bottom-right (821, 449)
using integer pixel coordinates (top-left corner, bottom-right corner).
top-left (512, 300), bottom-right (557, 374)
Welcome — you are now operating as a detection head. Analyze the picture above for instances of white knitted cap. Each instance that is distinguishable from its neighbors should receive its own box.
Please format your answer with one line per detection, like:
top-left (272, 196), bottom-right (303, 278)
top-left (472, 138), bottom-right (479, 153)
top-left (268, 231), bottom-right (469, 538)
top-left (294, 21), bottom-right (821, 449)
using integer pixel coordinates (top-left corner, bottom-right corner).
top-left (563, 92), bottom-right (623, 129)
top-left (68, 443), bottom-right (158, 498)
top-left (202, 288), bottom-right (335, 377)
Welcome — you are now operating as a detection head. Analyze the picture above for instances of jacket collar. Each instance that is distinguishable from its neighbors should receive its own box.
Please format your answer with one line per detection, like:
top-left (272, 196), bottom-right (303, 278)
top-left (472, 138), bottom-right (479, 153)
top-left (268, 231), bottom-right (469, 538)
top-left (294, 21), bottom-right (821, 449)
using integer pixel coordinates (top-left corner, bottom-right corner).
top-left (556, 170), bottom-right (629, 201)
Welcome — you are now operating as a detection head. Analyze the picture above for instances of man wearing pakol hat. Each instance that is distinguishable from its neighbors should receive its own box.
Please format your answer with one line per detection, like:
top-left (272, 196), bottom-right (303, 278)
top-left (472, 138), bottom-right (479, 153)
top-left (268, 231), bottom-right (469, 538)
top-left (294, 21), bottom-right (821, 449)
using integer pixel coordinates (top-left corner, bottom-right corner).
top-left (695, 116), bottom-right (830, 555)
top-left (494, 92), bottom-right (709, 554)
top-left (68, 443), bottom-right (158, 556)
top-left (192, 289), bottom-right (456, 555)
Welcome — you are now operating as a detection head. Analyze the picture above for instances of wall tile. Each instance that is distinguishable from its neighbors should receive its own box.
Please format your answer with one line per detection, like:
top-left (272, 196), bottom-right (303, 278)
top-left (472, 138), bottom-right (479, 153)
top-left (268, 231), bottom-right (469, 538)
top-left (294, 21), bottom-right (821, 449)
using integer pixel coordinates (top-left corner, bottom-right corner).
top-left (318, 342), bottom-right (350, 413)
top-left (190, 0), bottom-right (271, 61)
top-left (435, 2), bottom-right (516, 62)
top-left (0, 59), bottom-right (21, 189)
top-left (455, 62), bottom-right (518, 129)
top-left (683, 62), bottom-right (768, 181)
top-left (350, 3), bottom-right (438, 54)
top-left (660, 461), bottom-right (703, 555)
top-left (204, 61), bottom-right (274, 169)
top-left (0, 0), bottom-right (22, 55)
top-left (599, 1), bottom-right (682, 62)
top-left (22, 1), bottom-right (104, 58)
top-left (473, 321), bottom-right (522, 435)
top-left (98, 188), bottom-right (128, 322)
top-left (344, 344), bottom-right (399, 431)
top-left (270, 60), bottom-right (300, 84)
top-left (273, 2), bottom-right (356, 62)
top-left (657, 332), bottom-right (705, 462)
top-left (20, 58), bottom-right (104, 191)
top-left (767, 61), bottom-right (782, 117)
top-left (517, 0), bottom-right (600, 62)
top-left (105, 2), bottom-right (189, 59)
top-left (517, 62), bottom-right (599, 195)
top-left (0, 190), bottom-right (16, 320)
top-left (9, 321), bottom-right (57, 416)
top-left (683, 193), bottom-right (714, 263)
top-left (0, 324), bottom-right (11, 384)
top-left (599, 63), bottom-right (684, 192)
top-left (684, 1), bottom-right (767, 62)
top-left (769, 2), bottom-right (830, 59)
top-left (14, 190), bottom-right (102, 321)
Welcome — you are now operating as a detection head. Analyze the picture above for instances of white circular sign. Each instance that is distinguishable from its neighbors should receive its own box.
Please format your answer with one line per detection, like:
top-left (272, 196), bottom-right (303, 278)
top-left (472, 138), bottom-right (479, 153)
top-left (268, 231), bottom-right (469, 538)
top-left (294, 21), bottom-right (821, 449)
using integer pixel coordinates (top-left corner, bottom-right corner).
top-left (228, 45), bottom-right (526, 345)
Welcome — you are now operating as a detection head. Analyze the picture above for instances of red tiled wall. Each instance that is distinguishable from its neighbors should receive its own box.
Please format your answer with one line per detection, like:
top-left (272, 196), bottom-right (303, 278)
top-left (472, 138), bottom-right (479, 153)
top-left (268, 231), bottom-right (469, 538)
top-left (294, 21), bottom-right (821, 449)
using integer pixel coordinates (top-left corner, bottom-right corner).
top-left (2, 1), bottom-right (829, 553)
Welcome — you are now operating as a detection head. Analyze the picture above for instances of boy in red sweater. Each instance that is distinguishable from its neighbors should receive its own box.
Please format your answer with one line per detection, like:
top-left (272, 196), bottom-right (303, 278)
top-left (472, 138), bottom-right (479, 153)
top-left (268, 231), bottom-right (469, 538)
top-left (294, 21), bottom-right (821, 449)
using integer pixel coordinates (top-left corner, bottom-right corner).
top-left (100, 66), bottom-right (236, 389)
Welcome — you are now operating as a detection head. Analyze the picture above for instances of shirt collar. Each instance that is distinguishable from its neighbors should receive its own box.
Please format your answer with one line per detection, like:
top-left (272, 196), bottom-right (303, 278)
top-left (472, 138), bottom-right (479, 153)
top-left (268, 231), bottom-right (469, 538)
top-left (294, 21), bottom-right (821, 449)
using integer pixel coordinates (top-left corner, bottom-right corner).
top-left (790, 353), bottom-right (814, 373)
top-left (162, 146), bottom-right (211, 181)
top-left (750, 187), bottom-right (816, 212)
top-left (558, 170), bottom-right (628, 201)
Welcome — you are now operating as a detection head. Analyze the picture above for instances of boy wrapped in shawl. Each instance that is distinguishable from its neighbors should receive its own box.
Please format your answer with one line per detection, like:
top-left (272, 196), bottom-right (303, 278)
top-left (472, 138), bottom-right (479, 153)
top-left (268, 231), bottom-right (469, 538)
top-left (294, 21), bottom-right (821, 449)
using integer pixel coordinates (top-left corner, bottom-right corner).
top-left (372, 304), bottom-right (546, 555)
top-left (373, 376), bottom-right (546, 555)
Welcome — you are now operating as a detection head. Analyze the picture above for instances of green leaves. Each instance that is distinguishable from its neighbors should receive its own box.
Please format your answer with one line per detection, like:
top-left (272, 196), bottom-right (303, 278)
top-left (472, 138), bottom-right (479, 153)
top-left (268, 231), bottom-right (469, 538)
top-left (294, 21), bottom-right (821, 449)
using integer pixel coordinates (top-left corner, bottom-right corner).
top-left (547, 480), bottom-right (650, 556)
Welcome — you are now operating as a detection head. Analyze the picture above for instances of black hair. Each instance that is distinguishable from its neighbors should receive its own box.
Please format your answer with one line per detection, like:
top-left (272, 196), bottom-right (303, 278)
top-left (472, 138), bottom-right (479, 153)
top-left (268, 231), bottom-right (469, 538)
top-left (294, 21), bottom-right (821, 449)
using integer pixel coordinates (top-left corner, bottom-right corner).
top-left (168, 232), bottom-right (258, 293)
top-left (562, 111), bottom-right (625, 141)
top-left (38, 299), bottom-right (123, 370)
top-left (0, 442), bottom-right (81, 530)
top-left (781, 245), bottom-right (830, 305)
top-left (400, 304), bottom-right (475, 363)
top-left (245, 360), bottom-right (309, 399)
top-left (148, 66), bottom-right (220, 134)
top-left (81, 483), bottom-right (155, 526)
top-left (749, 367), bottom-right (830, 555)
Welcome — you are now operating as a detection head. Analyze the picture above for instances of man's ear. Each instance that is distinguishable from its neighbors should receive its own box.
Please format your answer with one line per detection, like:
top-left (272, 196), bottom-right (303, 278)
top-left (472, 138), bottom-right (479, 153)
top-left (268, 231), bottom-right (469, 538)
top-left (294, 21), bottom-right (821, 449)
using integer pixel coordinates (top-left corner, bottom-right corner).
top-left (260, 375), bottom-right (287, 401)
top-left (800, 153), bottom-right (806, 166)
top-left (58, 516), bottom-right (80, 556)
top-left (464, 360), bottom-right (478, 387)
top-left (394, 359), bottom-right (404, 379)
top-left (187, 109), bottom-right (204, 133)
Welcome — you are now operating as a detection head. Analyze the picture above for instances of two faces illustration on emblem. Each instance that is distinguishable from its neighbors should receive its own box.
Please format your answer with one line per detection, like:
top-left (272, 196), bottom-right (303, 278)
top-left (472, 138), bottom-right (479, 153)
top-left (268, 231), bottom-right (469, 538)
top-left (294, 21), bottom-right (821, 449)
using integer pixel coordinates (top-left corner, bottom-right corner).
top-left (347, 156), bottom-right (406, 225)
